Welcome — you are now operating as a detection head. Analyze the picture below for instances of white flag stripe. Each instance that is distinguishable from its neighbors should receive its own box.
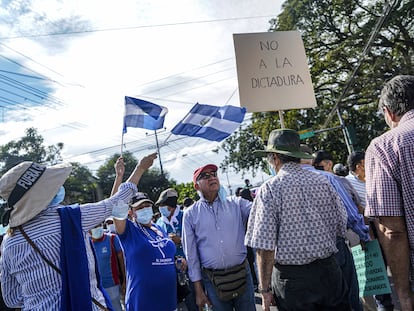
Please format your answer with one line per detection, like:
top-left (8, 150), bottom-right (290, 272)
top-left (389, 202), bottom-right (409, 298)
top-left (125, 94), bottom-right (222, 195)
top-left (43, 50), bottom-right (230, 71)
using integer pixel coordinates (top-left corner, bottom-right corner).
top-left (183, 113), bottom-right (241, 132)
top-left (125, 104), bottom-right (144, 115)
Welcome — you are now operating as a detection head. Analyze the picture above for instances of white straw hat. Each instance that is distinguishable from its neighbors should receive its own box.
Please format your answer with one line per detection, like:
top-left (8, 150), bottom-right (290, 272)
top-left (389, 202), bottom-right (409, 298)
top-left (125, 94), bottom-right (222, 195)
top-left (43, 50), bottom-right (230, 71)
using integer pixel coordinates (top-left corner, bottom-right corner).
top-left (0, 161), bottom-right (72, 227)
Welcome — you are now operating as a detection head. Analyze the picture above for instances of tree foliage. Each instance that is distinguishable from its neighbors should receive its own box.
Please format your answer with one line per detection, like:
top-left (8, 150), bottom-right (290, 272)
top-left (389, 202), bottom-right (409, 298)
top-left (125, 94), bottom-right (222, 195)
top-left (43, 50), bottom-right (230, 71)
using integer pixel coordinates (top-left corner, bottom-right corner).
top-left (221, 0), bottom-right (414, 173)
top-left (174, 182), bottom-right (199, 204)
top-left (0, 127), bottom-right (63, 173)
top-left (64, 162), bottom-right (97, 204)
top-left (96, 152), bottom-right (174, 201)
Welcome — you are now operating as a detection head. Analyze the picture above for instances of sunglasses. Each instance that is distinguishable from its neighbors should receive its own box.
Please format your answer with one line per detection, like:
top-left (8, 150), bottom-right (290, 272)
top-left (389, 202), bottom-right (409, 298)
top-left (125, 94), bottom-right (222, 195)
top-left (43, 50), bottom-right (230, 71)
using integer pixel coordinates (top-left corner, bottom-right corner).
top-left (197, 171), bottom-right (218, 181)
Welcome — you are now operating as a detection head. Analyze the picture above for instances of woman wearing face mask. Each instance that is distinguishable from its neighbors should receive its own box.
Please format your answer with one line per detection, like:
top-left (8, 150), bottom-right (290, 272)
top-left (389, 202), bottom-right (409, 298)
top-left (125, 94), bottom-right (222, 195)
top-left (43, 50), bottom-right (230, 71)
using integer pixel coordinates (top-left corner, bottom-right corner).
top-left (111, 192), bottom-right (177, 311)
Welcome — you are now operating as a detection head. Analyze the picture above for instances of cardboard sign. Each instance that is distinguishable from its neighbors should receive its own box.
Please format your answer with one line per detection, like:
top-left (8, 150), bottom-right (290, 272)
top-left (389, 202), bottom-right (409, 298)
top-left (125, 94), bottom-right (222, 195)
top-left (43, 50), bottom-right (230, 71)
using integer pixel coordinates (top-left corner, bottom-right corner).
top-left (351, 239), bottom-right (392, 297)
top-left (233, 31), bottom-right (317, 112)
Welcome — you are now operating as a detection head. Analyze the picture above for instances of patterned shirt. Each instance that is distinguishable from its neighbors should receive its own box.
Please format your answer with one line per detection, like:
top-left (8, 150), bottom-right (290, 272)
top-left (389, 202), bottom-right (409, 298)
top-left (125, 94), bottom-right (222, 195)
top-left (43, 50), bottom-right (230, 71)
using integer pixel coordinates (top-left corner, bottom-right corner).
top-left (302, 165), bottom-right (370, 242)
top-left (365, 109), bottom-right (414, 280)
top-left (0, 182), bottom-right (137, 310)
top-left (245, 162), bottom-right (347, 265)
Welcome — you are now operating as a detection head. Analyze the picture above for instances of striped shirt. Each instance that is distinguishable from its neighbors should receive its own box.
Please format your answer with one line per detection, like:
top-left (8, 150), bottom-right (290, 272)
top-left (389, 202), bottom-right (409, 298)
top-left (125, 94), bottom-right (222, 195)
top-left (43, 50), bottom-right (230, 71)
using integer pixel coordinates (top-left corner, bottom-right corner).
top-left (0, 182), bottom-right (137, 310)
top-left (365, 109), bottom-right (414, 280)
top-left (345, 173), bottom-right (366, 208)
top-left (245, 162), bottom-right (347, 265)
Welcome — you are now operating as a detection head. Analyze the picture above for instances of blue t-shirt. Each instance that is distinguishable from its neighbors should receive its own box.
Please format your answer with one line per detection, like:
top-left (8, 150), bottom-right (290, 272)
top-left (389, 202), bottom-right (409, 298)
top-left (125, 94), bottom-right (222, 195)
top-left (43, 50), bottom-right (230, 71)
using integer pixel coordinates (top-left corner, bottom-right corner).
top-left (119, 221), bottom-right (177, 311)
top-left (92, 233), bottom-right (122, 288)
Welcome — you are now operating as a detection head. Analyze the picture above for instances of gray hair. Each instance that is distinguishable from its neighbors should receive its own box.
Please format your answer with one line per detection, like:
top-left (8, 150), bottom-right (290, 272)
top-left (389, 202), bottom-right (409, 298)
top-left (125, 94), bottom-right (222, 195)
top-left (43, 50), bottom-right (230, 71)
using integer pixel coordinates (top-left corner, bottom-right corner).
top-left (379, 75), bottom-right (414, 116)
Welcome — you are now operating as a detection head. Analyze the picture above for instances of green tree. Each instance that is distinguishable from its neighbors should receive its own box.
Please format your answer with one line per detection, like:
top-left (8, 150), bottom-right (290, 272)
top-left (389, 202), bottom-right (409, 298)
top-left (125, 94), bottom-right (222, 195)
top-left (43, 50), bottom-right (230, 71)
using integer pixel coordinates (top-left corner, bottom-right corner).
top-left (0, 127), bottom-right (63, 173)
top-left (64, 162), bottom-right (98, 204)
top-left (174, 182), bottom-right (199, 204)
top-left (96, 152), bottom-right (173, 201)
top-left (221, 0), bottom-right (414, 174)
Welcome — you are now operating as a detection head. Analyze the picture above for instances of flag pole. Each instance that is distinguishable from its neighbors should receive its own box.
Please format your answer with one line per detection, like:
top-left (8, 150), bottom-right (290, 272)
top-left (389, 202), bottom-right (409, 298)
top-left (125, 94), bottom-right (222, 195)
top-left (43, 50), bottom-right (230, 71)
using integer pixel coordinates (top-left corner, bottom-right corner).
top-left (154, 129), bottom-right (164, 176)
top-left (278, 110), bottom-right (285, 128)
top-left (121, 131), bottom-right (124, 157)
top-left (163, 103), bottom-right (195, 145)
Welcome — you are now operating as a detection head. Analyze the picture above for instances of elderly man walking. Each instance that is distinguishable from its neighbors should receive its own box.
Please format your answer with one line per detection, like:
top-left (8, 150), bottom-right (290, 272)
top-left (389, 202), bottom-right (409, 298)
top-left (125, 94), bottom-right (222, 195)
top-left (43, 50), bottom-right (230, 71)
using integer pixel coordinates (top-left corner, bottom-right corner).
top-left (245, 129), bottom-right (350, 311)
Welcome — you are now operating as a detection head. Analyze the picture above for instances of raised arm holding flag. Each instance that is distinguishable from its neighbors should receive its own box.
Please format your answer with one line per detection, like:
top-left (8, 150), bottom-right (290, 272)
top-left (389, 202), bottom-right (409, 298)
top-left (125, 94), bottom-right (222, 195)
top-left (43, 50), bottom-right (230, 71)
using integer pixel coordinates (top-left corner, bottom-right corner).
top-left (122, 96), bottom-right (168, 174)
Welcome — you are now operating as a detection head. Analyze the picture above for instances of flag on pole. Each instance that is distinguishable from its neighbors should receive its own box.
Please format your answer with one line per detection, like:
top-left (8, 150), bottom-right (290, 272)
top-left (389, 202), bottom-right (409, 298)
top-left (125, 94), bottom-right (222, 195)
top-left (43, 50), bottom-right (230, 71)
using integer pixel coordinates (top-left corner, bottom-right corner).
top-left (171, 103), bottom-right (246, 142)
top-left (123, 96), bottom-right (168, 132)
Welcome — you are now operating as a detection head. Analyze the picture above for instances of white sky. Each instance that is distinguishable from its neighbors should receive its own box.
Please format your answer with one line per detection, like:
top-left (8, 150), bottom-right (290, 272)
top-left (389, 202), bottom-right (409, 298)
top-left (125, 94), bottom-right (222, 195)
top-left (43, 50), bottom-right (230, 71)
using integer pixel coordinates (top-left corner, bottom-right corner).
top-left (0, 0), bottom-right (283, 191)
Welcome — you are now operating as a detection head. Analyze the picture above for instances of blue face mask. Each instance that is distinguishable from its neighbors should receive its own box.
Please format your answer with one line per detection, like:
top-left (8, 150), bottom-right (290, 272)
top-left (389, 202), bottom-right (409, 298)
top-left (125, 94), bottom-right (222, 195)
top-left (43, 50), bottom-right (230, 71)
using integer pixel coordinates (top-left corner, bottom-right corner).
top-left (159, 206), bottom-right (170, 217)
top-left (49, 186), bottom-right (65, 206)
top-left (135, 207), bottom-right (153, 224)
top-left (218, 185), bottom-right (227, 203)
top-left (268, 164), bottom-right (277, 176)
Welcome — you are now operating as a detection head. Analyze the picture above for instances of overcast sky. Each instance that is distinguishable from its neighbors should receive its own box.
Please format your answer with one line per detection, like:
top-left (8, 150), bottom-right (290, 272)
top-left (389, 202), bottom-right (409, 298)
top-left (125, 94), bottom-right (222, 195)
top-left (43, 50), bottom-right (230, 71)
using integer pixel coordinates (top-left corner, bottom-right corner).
top-left (0, 0), bottom-right (283, 191)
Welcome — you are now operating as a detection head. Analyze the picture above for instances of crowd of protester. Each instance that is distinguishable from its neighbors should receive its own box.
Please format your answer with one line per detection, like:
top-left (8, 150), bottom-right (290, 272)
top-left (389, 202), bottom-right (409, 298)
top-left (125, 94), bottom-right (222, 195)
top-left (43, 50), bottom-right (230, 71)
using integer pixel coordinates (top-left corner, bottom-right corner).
top-left (1, 75), bottom-right (413, 311)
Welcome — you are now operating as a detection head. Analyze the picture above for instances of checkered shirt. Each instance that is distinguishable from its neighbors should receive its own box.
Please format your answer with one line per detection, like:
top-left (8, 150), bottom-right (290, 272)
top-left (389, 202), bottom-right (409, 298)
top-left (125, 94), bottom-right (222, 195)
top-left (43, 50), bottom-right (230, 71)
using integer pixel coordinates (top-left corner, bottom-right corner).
top-left (365, 109), bottom-right (414, 280)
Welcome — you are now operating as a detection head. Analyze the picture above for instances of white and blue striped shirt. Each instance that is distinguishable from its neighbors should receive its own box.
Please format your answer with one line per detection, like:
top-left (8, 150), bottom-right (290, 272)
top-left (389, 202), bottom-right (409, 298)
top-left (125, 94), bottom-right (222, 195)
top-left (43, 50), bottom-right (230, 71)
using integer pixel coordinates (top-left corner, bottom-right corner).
top-left (345, 173), bottom-right (366, 208)
top-left (0, 182), bottom-right (137, 310)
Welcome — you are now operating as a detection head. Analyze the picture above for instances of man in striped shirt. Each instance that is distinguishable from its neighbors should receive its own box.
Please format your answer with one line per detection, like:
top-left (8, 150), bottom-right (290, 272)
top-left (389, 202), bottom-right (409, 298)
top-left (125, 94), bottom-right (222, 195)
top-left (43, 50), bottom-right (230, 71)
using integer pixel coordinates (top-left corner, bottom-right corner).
top-left (346, 151), bottom-right (366, 208)
top-left (0, 153), bottom-right (157, 310)
top-left (365, 75), bottom-right (414, 310)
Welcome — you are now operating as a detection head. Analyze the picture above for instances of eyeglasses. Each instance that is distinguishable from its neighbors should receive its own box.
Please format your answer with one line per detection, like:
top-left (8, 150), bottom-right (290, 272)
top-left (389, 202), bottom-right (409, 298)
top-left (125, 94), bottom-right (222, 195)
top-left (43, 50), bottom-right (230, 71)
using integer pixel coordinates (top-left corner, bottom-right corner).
top-left (197, 171), bottom-right (217, 181)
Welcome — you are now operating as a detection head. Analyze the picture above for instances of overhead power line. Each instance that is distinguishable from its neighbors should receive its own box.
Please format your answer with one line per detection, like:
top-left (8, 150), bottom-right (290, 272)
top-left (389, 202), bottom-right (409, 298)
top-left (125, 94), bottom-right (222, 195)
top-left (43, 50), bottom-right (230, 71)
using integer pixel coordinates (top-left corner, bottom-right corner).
top-left (0, 15), bottom-right (275, 40)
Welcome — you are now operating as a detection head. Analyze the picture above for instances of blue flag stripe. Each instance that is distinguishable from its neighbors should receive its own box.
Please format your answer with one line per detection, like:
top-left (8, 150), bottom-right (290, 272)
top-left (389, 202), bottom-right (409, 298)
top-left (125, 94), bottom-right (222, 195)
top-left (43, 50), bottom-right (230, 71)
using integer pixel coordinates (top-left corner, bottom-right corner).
top-left (171, 123), bottom-right (235, 142)
top-left (123, 96), bottom-right (168, 132)
top-left (171, 103), bottom-right (246, 141)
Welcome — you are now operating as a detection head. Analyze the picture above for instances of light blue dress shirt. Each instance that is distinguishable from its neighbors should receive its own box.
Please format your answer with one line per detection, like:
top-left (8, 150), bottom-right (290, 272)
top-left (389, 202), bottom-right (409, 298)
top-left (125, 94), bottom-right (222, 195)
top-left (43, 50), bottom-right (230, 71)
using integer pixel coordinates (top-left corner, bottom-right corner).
top-left (182, 195), bottom-right (251, 282)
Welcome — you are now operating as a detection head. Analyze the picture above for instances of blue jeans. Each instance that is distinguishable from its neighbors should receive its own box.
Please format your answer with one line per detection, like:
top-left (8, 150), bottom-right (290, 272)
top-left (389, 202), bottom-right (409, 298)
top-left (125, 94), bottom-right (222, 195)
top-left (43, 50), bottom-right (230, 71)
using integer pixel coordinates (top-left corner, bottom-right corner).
top-left (201, 261), bottom-right (256, 311)
top-left (334, 237), bottom-right (362, 311)
top-left (104, 285), bottom-right (123, 311)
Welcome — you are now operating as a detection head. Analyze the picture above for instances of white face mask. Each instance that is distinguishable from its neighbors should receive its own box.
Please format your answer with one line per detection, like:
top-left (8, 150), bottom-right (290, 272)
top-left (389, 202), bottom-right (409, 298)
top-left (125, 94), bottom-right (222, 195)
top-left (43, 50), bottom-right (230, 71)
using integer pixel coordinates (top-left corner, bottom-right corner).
top-left (107, 224), bottom-right (116, 233)
top-left (135, 206), bottom-right (153, 224)
top-left (159, 206), bottom-right (170, 217)
top-left (91, 226), bottom-right (104, 239)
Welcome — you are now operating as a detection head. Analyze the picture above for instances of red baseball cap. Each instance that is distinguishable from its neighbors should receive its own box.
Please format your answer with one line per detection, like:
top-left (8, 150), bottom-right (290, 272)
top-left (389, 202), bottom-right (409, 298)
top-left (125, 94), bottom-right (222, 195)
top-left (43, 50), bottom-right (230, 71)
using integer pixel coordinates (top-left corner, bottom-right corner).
top-left (193, 164), bottom-right (218, 184)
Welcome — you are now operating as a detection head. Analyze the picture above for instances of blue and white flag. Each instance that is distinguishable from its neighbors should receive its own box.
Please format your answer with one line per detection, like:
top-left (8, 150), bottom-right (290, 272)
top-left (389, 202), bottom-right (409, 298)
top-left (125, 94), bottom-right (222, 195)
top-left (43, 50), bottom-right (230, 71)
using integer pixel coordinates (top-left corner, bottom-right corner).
top-left (171, 103), bottom-right (246, 141)
top-left (123, 96), bottom-right (168, 132)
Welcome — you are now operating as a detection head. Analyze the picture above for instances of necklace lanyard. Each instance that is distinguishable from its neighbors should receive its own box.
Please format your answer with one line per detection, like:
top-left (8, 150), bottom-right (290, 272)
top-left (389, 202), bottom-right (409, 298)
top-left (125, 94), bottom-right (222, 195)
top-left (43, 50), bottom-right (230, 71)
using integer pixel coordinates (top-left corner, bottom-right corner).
top-left (138, 223), bottom-right (163, 240)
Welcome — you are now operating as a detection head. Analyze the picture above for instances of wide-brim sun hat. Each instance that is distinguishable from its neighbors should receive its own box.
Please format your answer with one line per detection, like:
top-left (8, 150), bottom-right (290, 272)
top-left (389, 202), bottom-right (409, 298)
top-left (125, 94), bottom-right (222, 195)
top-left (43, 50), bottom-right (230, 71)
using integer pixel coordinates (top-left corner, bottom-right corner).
top-left (254, 129), bottom-right (314, 159)
top-left (0, 161), bottom-right (72, 227)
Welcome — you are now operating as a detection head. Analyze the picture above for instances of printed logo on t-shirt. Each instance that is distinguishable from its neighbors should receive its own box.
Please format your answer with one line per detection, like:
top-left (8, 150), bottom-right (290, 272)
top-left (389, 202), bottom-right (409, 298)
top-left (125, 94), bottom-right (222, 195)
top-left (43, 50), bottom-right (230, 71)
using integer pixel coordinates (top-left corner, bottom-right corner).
top-left (146, 236), bottom-right (171, 259)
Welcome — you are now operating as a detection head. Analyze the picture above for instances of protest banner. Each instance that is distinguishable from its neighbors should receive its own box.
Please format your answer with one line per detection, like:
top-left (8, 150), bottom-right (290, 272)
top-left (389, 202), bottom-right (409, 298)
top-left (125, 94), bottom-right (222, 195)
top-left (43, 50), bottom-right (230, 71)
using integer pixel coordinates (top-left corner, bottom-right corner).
top-left (233, 31), bottom-right (317, 112)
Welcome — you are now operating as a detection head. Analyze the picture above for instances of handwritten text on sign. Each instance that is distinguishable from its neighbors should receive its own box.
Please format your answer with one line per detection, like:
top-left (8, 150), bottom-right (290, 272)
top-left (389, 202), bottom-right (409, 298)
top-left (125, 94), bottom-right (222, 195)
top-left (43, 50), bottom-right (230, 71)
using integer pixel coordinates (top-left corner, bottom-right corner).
top-left (351, 239), bottom-right (391, 297)
top-left (233, 31), bottom-right (317, 112)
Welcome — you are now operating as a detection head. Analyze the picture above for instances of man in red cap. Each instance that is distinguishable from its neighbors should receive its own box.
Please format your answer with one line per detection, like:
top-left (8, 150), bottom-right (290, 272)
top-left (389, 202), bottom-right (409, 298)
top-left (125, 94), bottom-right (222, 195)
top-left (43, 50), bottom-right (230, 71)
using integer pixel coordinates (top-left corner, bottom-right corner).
top-left (182, 164), bottom-right (255, 311)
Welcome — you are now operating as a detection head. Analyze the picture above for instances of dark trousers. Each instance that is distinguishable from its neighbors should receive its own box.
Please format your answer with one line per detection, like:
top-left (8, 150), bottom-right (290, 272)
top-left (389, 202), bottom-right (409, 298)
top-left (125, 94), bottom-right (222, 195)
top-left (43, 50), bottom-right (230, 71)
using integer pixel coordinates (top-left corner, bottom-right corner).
top-left (272, 255), bottom-right (351, 311)
top-left (334, 237), bottom-right (363, 311)
top-left (247, 246), bottom-right (258, 286)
